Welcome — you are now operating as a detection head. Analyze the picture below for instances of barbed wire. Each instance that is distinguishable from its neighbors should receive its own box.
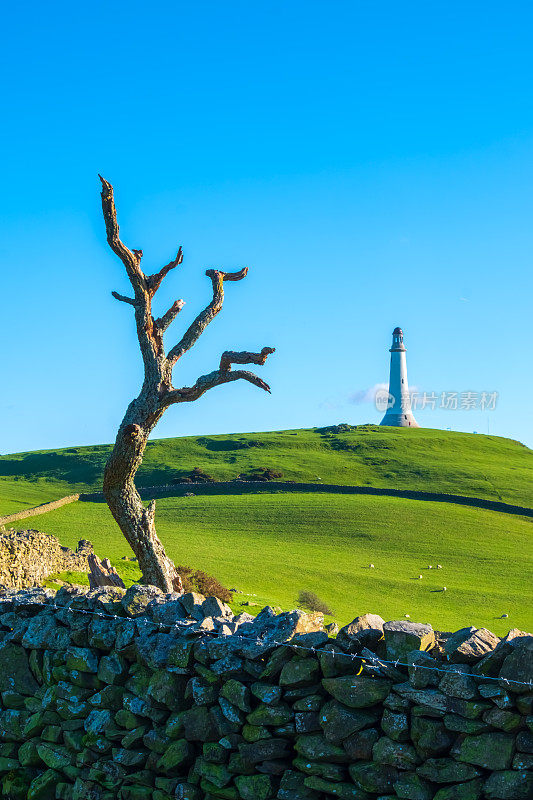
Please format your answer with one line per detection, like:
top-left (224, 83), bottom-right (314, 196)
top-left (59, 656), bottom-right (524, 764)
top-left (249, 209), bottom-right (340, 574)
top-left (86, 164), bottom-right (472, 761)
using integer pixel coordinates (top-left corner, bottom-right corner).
top-left (4, 595), bottom-right (528, 688)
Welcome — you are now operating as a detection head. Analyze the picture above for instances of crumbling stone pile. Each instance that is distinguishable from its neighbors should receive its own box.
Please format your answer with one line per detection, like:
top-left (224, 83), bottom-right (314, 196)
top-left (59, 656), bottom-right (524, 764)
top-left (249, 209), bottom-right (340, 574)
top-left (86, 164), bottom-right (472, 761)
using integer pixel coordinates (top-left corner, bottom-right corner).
top-left (0, 584), bottom-right (531, 800)
top-left (0, 530), bottom-right (93, 590)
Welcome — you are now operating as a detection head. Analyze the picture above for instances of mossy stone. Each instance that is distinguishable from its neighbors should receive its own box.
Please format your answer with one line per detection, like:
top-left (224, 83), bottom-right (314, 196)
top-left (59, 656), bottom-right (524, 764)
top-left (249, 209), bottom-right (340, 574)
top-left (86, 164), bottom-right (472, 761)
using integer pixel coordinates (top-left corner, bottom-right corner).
top-left (27, 769), bottom-right (61, 800)
top-left (322, 676), bottom-right (392, 708)
top-left (433, 779), bottom-right (483, 800)
top-left (349, 763), bottom-right (399, 794)
top-left (304, 775), bottom-right (368, 799)
top-left (157, 739), bottom-right (192, 773)
top-left (234, 773), bottom-right (273, 800)
top-left (454, 732), bottom-right (515, 770)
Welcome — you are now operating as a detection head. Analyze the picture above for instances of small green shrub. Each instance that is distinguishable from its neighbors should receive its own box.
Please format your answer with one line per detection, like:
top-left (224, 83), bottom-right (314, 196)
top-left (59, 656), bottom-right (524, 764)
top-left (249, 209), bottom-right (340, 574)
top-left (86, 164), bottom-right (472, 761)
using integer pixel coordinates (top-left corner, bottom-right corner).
top-left (237, 468), bottom-right (283, 481)
top-left (298, 590), bottom-right (333, 615)
top-left (172, 467), bottom-right (217, 484)
top-left (176, 565), bottom-right (232, 603)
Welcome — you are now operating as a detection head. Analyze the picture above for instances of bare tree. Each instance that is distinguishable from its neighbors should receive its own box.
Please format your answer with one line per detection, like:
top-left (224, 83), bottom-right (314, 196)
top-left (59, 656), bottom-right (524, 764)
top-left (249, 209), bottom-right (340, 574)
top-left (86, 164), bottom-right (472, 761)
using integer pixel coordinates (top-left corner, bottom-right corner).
top-left (99, 177), bottom-right (274, 592)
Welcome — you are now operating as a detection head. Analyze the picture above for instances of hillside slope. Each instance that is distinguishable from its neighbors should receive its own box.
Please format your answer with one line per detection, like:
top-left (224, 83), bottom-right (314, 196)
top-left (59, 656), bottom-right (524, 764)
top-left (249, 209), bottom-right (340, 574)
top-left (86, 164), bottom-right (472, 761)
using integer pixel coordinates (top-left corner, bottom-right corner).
top-left (16, 491), bottom-right (533, 634)
top-left (1, 426), bottom-right (532, 512)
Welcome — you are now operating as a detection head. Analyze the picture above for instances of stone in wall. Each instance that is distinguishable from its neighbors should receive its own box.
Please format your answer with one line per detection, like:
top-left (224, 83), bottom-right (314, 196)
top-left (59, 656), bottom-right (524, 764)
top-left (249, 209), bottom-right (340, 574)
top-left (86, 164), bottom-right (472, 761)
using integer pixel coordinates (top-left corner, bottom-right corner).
top-left (0, 529), bottom-right (94, 590)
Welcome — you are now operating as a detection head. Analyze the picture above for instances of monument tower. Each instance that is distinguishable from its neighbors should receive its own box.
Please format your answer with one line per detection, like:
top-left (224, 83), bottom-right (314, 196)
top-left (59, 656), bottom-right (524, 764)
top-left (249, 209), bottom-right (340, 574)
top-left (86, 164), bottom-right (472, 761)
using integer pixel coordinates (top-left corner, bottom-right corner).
top-left (380, 327), bottom-right (420, 427)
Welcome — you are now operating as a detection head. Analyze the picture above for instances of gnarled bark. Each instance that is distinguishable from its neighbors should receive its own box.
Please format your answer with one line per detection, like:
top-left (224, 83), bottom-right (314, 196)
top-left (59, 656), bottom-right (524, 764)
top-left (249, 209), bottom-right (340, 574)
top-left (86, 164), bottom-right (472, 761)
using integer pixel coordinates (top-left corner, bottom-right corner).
top-left (99, 177), bottom-right (274, 591)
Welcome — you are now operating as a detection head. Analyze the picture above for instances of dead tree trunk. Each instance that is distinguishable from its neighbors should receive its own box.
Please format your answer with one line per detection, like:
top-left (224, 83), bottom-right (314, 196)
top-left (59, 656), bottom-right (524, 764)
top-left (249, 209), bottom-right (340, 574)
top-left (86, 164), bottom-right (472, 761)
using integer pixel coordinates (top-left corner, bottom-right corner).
top-left (99, 177), bottom-right (274, 592)
top-left (87, 553), bottom-right (126, 589)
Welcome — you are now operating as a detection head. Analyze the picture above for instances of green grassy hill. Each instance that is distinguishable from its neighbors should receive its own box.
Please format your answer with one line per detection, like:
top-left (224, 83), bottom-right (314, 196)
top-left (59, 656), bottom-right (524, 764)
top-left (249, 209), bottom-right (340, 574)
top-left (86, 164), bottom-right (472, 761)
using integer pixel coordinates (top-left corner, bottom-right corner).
top-left (1, 426), bottom-right (532, 634)
top-left (1, 425), bottom-right (532, 510)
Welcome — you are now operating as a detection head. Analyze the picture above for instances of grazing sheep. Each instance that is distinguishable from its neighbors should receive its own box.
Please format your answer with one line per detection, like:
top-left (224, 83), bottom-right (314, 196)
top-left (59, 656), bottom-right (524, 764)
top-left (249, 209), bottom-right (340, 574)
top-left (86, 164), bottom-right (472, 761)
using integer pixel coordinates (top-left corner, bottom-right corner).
top-left (369, 563), bottom-right (375, 568)
top-left (404, 614), bottom-right (410, 618)
top-left (428, 565), bottom-right (433, 569)
top-left (437, 564), bottom-right (443, 569)
top-left (442, 586), bottom-right (447, 591)
top-left (418, 575), bottom-right (423, 579)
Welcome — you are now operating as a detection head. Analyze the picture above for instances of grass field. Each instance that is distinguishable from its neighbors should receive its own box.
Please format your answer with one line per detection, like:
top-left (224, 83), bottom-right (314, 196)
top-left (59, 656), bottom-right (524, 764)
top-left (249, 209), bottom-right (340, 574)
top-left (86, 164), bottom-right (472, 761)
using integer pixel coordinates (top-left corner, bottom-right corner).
top-left (1, 426), bottom-right (531, 634)
top-left (25, 491), bottom-right (533, 635)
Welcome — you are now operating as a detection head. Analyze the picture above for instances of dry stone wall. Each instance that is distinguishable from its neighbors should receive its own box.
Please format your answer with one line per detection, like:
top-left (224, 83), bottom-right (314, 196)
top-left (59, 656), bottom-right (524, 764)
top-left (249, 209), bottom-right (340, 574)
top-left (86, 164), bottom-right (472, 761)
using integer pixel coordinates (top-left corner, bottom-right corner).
top-left (0, 584), bottom-right (531, 800)
top-left (0, 530), bottom-right (94, 590)
top-left (0, 496), bottom-right (81, 528)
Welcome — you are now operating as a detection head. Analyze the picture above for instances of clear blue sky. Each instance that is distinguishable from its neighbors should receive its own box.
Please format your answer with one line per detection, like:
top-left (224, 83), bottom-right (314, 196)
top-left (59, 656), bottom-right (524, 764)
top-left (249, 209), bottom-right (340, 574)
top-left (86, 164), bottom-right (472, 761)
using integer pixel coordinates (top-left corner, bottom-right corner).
top-left (1, 1), bottom-right (532, 453)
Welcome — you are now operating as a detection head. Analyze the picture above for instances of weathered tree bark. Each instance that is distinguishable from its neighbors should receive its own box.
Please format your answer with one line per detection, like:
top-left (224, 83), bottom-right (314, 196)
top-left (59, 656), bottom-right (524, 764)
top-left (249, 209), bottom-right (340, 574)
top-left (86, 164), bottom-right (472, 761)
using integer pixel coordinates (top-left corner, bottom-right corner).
top-left (99, 177), bottom-right (274, 592)
top-left (87, 553), bottom-right (126, 589)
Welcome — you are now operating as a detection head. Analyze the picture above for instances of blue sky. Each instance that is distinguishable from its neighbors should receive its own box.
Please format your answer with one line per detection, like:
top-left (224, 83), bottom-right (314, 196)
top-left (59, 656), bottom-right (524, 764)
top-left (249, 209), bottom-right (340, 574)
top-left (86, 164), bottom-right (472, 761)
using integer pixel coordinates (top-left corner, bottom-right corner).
top-left (1, 1), bottom-right (532, 452)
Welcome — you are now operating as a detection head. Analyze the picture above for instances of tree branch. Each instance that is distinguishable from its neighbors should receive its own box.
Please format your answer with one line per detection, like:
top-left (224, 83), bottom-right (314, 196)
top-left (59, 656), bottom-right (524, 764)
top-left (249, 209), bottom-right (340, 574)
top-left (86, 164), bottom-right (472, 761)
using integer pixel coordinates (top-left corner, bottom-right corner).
top-left (162, 346), bottom-right (274, 406)
top-left (167, 267), bottom-right (248, 366)
top-left (219, 347), bottom-right (275, 371)
top-left (163, 368), bottom-right (271, 405)
top-left (146, 247), bottom-right (183, 297)
top-left (99, 176), bottom-right (145, 291)
top-left (111, 291), bottom-right (137, 306)
top-left (154, 299), bottom-right (186, 333)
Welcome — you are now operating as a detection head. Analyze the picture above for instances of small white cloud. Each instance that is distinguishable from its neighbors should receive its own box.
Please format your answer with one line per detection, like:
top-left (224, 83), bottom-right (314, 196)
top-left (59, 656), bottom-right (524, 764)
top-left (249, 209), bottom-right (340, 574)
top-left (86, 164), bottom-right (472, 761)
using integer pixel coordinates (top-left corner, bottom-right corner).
top-left (348, 383), bottom-right (388, 405)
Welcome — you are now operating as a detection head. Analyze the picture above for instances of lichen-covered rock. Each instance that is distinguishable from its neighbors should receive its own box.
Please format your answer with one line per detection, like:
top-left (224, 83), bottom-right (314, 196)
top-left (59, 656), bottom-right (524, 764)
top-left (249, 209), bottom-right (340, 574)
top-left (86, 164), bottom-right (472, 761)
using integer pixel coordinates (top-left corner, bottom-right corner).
top-left (36, 742), bottom-right (72, 769)
top-left (121, 585), bottom-right (163, 617)
top-left (407, 650), bottom-right (439, 689)
top-left (280, 657), bottom-right (320, 687)
top-left (498, 638), bottom-right (533, 692)
top-left (381, 709), bottom-right (410, 742)
top-left (383, 621), bottom-right (435, 661)
top-left (84, 709), bottom-right (114, 736)
top-left (445, 628), bottom-right (500, 664)
top-left (373, 736), bottom-right (421, 769)
top-left (295, 733), bottom-right (348, 762)
top-left (394, 772), bottom-right (433, 800)
top-left (239, 737), bottom-right (290, 764)
top-left (304, 775), bottom-right (368, 799)
top-left (201, 595), bottom-right (232, 619)
top-left (433, 779), bottom-right (484, 800)
top-left (453, 732), bottom-right (515, 770)
top-left (439, 665), bottom-right (478, 699)
top-left (319, 699), bottom-right (380, 742)
top-left (482, 707), bottom-right (522, 732)
top-left (97, 653), bottom-right (128, 685)
top-left (65, 646), bottom-right (99, 674)
top-left (483, 770), bottom-right (533, 799)
top-left (0, 642), bottom-right (38, 695)
top-left (146, 668), bottom-right (187, 710)
top-left (343, 727), bottom-right (379, 760)
top-left (247, 701), bottom-right (293, 727)
top-left (336, 614), bottom-right (385, 653)
top-left (179, 592), bottom-right (206, 619)
top-left (349, 762), bottom-right (399, 794)
top-left (220, 679), bottom-right (251, 712)
top-left (292, 757), bottom-right (345, 781)
top-left (411, 715), bottom-right (453, 755)
top-left (250, 682), bottom-right (282, 706)
top-left (22, 614), bottom-right (70, 651)
top-left (234, 773), bottom-right (274, 800)
top-left (27, 769), bottom-right (62, 800)
top-left (416, 757), bottom-right (482, 783)
top-left (322, 675), bottom-right (392, 707)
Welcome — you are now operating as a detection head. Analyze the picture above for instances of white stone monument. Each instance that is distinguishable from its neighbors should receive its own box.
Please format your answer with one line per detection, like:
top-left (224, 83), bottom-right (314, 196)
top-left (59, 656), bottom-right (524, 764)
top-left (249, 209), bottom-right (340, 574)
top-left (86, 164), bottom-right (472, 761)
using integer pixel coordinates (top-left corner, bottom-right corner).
top-left (380, 327), bottom-right (420, 427)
